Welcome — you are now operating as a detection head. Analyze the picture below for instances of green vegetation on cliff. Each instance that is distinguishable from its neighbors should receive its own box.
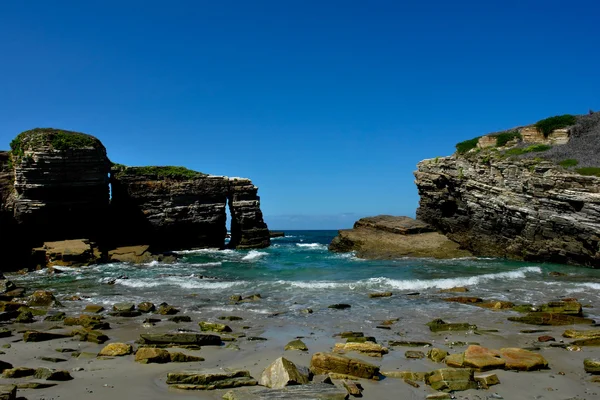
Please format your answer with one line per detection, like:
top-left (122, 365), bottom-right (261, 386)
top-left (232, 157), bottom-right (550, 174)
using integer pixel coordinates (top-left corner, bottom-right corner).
top-left (455, 137), bottom-right (480, 154)
top-left (575, 167), bottom-right (600, 177)
top-left (112, 165), bottom-right (206, 180)
top-left (495, 131), bottom-right (521, 147)
top-left (505, 144), bottom-right (552, 156)
top-left (534, 114), bottom-right (576, 137)
top-left (558, 159), bottom-right (579, 168)
top-left (10, 128), bottom-right (102, 157)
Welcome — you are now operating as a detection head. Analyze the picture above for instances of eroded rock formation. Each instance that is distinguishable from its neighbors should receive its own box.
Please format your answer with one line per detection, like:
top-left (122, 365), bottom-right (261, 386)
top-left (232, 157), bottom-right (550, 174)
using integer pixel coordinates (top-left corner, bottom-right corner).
top-left (415, 155), bottom-right (600, 266)
top-left (0, 128), bottom-right (270, 270)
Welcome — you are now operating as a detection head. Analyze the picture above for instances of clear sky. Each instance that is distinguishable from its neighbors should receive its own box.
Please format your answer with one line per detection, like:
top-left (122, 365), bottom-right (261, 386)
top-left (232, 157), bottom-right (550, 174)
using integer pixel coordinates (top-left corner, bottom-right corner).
top-left (1, 1), bottom-right (599, 229)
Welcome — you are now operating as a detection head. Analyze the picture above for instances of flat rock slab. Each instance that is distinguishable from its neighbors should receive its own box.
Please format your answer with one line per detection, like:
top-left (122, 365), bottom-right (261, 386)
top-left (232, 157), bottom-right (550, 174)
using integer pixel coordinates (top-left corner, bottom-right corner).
top-left (499, 348), bottom-right (548, 371)
top-left (222, 383), bottom-right (348, 399)
top-left (427, 368), bottom-right (477, 392)
top-left (23, 331), bottom-right (71, 342)
top-left (139, 333), bottom-right (221, 346)
top-left (333, 342), bottom-right (388, 357)
top-left (508, 313), bottom-right (595, 326)
top-left (427, 319), bottom-right (475, 332)
top-left (310, 352), bottom-right (379, 379)
top-left (167, 370), bottom-right (256, 390)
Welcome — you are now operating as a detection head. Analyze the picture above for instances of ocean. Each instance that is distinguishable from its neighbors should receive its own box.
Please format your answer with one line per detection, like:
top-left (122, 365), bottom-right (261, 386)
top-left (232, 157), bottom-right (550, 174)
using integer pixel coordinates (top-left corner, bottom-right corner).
top-left (13, 230), bottom-right (600, 333)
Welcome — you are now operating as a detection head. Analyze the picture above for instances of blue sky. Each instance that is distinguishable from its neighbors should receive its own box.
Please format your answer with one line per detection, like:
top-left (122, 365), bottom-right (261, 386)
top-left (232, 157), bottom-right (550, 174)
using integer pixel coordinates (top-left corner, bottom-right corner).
top-left (1, 1), bottom-right (599, 229)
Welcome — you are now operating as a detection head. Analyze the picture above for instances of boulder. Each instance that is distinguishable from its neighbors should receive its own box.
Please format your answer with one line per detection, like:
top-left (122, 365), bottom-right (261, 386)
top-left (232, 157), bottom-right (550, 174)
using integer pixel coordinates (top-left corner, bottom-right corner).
top-left (112, 302), bottom-right (135, 312)
top-left (98, 343), bottom-right (133, 357)
top-left (44, 311), bottom-right (66, 321)
top-left (259, 357), bottom-right (310, 389)
top-left (137, 302), bottom-right (155, 313)
top-left (309, 352), bottom-right (379, 379)
top-left (73, 328), bottom-right (109, 344)
top-left (474, 373), bottom-right (500, 389)
top-left (108, 245), bottom-right (156, 263)
top-left (0, 385), bottom-right (15, 400)
top-left (84, 304), bottom-right (104, 313)
top-left (64, 315), bottom-right (109, 330)
top-left (156, 303), bottom-right (179, 315)
top-left (33, 239), bottom-right (102, 267)
top-left (499, 348), bottom-right (548, 371)
top-left (169, 352), bottom-right (204, 362)
top-left (15, 311), bottom-right (34, 323)
top-left (166, 370), bottom-right (257, 390)
top-left (539, 300), bottom-right (582, 315)
top-left (427, 318), bottom-right (475, 332)
top-left (426, 368), bottom-right (477, 392)
top-left (333, 342), bottom-right (388, 357)
top-left (135, 348), bottom-right (170, 364)
top-left (33, 368), bottom-right (73, 381)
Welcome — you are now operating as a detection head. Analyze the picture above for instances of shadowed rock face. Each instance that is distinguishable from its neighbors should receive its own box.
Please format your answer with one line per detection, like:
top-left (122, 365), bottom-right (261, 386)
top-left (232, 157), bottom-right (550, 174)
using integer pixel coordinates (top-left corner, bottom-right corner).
top-left (415, 155), bottom-right (600, 267)
top-left (0, 128), bottom-right (270, 270)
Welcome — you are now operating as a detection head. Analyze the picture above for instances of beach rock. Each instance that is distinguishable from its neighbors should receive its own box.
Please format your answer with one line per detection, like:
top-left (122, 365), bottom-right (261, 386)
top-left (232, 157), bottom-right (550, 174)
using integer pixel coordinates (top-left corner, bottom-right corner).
top-left (135, 348), bottom-right (171, 364)
top-left (388, 340), bottom-right (430, 347)
top-left (23, 331), bottom-right (71, 342)
top-left (109, 310), bottom-right (142, 317)
top-left (584, 359), bottom-right (600, 374)
top-left (310, 352), bottom-right (379, 379)
top-left (44, 311), bottom-right (66, 321)
top-left (222, 383), bottom-right (348, 399)
top-left (539, 300), bottom-right (582, 315)
top-left (508, 312), bottom-right (594, 326)
top-left (112, 302), bottom-right (135, 312)
top-left (26, 290), bottom-right (58, 307)
top-left (15, 382), bottom-right (57, 389)
top-left (369, 292), bottom-right (392, 298)
top-left (137, 302), bottom-right (155, 313)
top-left (0, 362), bottom-right (12, 373)
top-left (139, 333), bottom-right (222, 346)
top-left (98, 343), bottom-right (133, 357)
top-left (336, 332), bottom-right (364, 338)
top-left (15, 311), bottom-right (34, 323)
top-left (166, 370), bottom-right (257, 389)
top-left (0, 281), bottom-right (16, 294)
top-left (33, 367), bottom-right (73, 381)
top-left (2, 367), bottom-right (35, 378)
top-left (107, 245), bottom-right (159, 263)
top-left (328, 304), bottom-right (351, 310)
top-left (444, 296), bottom-right (482, 304)
top-left (285, 339), bottom-right (308, 351)
top-left (426, 393), bottom-right (452, 400)
top-left (199, 321), bottom-right (232, 333)
top-left (333, 342), bottom-right (389, 357)
top-left (538, 335), bottom-right (555, 342)
top-left (462, 345), bottom-right (505, 371)
top-left (0, 385), bottom-right (15, 400)
top-left (259, 357), bottom-right (310, 389)
top-left (218, 316), bottom-right (243, 321)
top-left (382, 371), bottom-right (429, 381)
top-left (0, 329), bottom-right (10, 338)
top-left (439, 287), bottom-right (469, 293)
top-left (342, 379), bottom-right (363, 395)
top-left (329, 215), bottom-right (471, 259)
top-left (169, 352), bottom-right (205, 363)
top-left (474, 373), bottom-right (500, 389)
top-left (405, 350), bottom-right (425, 359)
top-left (427, 348), bottom-right (448, 363)
top-left (156, 303), bottom-right (179, 315)
top-left (563, 328), bottom-right (600, 339)
top-left (427, 318), bottom-right (475, 332)
top-left (499, 348), bottom-right (548, 371)
top-left (347, 337), bottom-right (376, 343)
top-left (426, 368), bottom-right (477, 392)
top-left (571, 337), bottom-right (600, 346)
top-left (64, 315), bottom-right (109, 330)
top-left (83, 304), bottom-right (104, 313)
top-left (169, 315), bottom-right (192, 323)
top-left (73, 328), bottom-right (109, 344)
top-left (476, 300), bottom-right (514, 310)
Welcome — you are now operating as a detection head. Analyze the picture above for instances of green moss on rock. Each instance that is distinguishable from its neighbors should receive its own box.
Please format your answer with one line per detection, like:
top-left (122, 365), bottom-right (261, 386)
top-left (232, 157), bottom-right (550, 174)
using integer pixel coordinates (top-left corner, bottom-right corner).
top-left (10, 128), bottom-right (103, 158)
top-left (113, 165), bottom-right (206, 180)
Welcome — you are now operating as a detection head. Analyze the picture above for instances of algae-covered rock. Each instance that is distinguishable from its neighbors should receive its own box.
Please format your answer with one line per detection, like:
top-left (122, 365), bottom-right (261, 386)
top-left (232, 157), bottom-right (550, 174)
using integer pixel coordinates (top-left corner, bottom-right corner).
top-left (427, 348), bottom-right (448, 363)
top-left (333, 341), bottom-right (388, 357)
top-left (166, 370), bottom-right (257, 390)
top-left (388, 340), bottom-right (431, 347)
top-left (508, 312), bottom-right (594, 326)
top-left (474, 373), bottom-right (500, 389)
top-left (98, 343), bottom-right (133, 357)
top-left (426, 368), bottom-right (476, 392)
top-left (0, 385), bottom-right (15, 400)
top-left (23, 331), bottom-right (71, 342)
top-left (33, 368), bottom-right (73, 381)
top-left (285, 339), bottom-right (308, 351)
top-left (169, 352), bottom-right (205, 363)
top-left (3, 367), bottom-right (35, 378)
top-left (584, 359), bottom-right (600, 374)
top-left (259, 357), bottom-right (310, 389)
top-left (199, 321), bottom-right (232, 333)
top-left (137, 302), bottom-right (155, 313)
top-left (427, 318), bottom-right (475, 332)
top-left (382, 371), bottom-right (429, 381)
top-left (84, 304), bottom-right (104, 313)
top-left (64, 315), bottom-right (109, 330)
top-left (539, 300), bottom-right (582, 316)
top-left (369, 292), bottom-right (393, 298)
top-left (156, 303), bottom-right (179, 315)
top-left (73, 329), bottom-right (109, 344)
top-left (15, 311), bottom-right (34, 323)
top-left (563, 329), bottom-right (600, 339)
top-left (27, 291), bottom-right (59, 307)
top-left (139, 333), bottom-right (221, 346)
top-left (405, 350), bottom-right (425, 359)
top-left (309, 352), bottom-right (379, 379)
top-left (113, 302), bottom-right (134, 312)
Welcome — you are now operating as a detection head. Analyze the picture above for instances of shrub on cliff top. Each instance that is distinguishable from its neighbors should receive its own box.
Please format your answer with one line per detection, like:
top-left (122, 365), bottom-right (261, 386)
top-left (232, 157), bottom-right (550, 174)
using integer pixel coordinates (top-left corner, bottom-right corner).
top-left (456, 137), bottom-right (481, 154)
top-left (534, 114), bottom-right (576, 137)
top-left (575, 167), bottom-right (600, 177)
top-left (494, 131), bottom-right (521, 147)
top-left (558, 159), bottom-right (579, 168)
top-left (114, 166), bottom-right (206, 180)
top-left (10, 128), bottom-right (102, 155)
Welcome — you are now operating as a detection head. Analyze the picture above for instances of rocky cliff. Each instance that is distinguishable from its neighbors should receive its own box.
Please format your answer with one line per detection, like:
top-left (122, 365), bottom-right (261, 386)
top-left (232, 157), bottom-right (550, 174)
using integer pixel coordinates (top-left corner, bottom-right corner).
top-left (0, 128), bottom-right (270, 270)
top-left (415, 113), bottom-right (600, 267)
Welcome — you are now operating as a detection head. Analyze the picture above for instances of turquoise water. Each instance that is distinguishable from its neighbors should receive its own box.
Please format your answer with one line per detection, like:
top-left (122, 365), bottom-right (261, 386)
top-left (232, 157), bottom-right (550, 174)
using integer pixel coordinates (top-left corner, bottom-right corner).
top-left (13, 230), bottom-right (600, 328)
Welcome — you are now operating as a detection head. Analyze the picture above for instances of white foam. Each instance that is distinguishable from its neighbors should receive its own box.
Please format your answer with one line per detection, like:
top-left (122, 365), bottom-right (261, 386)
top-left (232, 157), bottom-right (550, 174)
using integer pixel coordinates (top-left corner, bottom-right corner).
top-left (114, 277), bottom-right (247, 289)
top-left (173, 248), bottom-right (235, 255)
top-left (189, 262), bottom-right (222, 268)
top-left (296, 243), bottom-right (327, 250)
top-left (242, 250), bottom-right (268, 261)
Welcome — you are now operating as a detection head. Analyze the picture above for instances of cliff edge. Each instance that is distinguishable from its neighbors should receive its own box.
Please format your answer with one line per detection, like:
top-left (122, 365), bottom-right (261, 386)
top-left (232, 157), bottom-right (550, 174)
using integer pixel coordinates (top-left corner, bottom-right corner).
top-left (415, 112), bottom-right (600, 267)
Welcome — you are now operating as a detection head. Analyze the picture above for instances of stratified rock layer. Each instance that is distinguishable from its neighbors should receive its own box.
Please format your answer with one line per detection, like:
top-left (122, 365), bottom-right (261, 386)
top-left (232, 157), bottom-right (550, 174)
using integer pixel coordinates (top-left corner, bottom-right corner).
top-left (329, 215), bottom-right (471, 259)
top-left (415, 156), bottom-right (600, 266)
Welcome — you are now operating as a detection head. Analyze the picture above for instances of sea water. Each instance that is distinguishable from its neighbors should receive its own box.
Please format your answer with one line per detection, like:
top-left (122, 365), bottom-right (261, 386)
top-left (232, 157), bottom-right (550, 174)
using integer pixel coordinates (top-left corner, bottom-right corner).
top-left (12, 230), bottom-right (600, 334)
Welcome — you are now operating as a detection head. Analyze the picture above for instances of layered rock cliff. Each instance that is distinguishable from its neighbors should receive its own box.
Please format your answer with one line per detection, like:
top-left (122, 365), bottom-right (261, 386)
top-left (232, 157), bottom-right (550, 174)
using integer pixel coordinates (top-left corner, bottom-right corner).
top-left (0, 128), bottom-right (270, 270)
top-left (415, 114), bottom-right (600, 267)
